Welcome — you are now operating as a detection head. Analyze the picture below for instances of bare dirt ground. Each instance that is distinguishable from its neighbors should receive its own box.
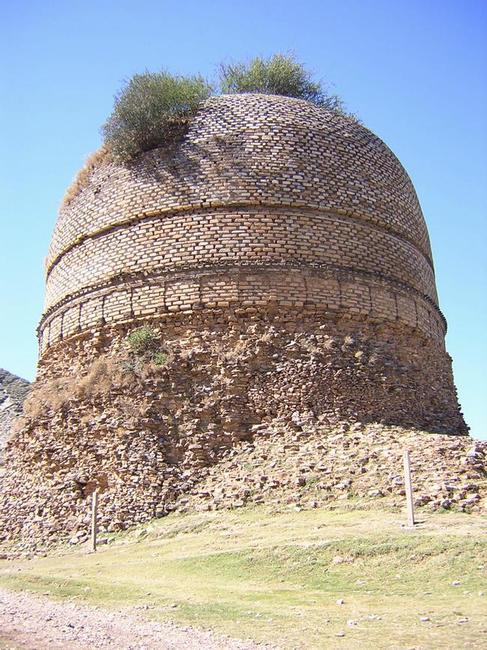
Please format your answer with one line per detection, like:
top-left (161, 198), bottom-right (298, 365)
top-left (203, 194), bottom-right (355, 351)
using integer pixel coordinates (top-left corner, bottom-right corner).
top-left (0, 588), bottom-right (272, 650)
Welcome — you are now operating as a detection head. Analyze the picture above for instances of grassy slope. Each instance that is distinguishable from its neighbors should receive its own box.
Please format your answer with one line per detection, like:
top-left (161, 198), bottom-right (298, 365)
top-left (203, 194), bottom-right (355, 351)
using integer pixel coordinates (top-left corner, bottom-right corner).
top-left (0, 505), bottom-right (486, 649)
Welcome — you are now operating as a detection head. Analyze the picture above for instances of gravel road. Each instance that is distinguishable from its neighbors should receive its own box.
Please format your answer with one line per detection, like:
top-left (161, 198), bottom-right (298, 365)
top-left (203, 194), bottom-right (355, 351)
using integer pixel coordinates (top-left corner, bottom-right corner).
top-left (0, 588), bottom-right (273, 649)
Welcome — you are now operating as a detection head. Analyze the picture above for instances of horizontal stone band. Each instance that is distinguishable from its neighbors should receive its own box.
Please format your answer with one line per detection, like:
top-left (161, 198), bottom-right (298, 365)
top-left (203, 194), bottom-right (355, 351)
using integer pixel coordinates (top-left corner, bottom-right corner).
top-left (45, 202), bottom-right (435, 277)
top-left (39, 266), bottom-right (446, 353)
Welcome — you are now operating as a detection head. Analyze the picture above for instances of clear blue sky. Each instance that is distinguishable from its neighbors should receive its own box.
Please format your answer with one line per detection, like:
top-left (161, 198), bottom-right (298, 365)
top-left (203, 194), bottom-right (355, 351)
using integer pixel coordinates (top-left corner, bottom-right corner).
top-left (1, 1), bottom-right (486, 438)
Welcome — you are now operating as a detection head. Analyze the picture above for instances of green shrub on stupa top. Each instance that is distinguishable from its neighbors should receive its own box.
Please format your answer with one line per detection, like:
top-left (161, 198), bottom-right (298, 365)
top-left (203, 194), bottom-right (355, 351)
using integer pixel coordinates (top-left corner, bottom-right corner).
top-left (101, 56), bottom-right (344, 162)
top-left (219, 54), bottom-right (343, 110)
top-left (102, 71), bottom-right (212, 161)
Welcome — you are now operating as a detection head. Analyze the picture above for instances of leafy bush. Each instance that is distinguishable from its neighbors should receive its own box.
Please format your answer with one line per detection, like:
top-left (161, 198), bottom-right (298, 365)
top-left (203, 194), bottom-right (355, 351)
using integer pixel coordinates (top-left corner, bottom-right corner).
top-left (102, 71), bottom-right (212, 161)
top-left (219, 54), bottom-right (343, 110)
top-left (127, 326), bottom-right (159, 355)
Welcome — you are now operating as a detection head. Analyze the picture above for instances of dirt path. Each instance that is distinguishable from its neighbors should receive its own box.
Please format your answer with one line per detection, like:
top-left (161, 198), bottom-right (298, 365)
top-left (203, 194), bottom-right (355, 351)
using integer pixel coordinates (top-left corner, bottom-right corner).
top-left (0, 589), bottom-right (272, 650)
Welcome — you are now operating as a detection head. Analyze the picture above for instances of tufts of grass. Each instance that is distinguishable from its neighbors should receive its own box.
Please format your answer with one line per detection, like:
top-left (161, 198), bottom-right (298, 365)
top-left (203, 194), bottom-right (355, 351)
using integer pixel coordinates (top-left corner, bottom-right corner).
top-left (61, 147), bottom-right (111, 209)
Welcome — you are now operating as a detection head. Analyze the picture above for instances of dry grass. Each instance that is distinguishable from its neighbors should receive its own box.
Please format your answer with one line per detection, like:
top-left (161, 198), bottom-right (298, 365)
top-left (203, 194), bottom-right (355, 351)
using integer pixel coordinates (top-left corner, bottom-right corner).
top-left (61, 146), bottom-right (112, 209)
top-left (76, 357), bottom-right (120, 397)
top-left (22, 350), bottom-right (174, 421)
top-left (257, 330), bottom-right (273, 343)
top-left (214, 337), bottom-right (250, 363)
top-left (23, 377), bottom-right (74, 418)
top-left (23, 357), bottom-right (120, 418)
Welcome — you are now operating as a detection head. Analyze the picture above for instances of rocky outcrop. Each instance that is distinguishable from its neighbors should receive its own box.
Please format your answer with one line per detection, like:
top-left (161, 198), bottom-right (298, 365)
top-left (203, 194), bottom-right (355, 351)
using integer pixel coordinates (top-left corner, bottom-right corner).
top-left (0, 369), bottom-right (30, 461)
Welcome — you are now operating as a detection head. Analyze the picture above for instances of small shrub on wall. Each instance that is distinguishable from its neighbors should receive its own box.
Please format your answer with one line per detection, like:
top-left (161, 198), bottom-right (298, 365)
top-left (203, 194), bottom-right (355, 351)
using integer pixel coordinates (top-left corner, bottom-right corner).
top-left (102, 71), bottom-right (212, 161)
top-left (126, 326), bottom-right (169, 368)
top-left (127, 326), bottom-right (158, 355)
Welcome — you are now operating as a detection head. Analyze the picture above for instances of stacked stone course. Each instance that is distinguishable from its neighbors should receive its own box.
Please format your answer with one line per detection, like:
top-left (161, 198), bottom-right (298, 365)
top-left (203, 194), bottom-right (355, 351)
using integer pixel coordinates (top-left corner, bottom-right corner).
top-left (0, 93), bottom-right (474, 553)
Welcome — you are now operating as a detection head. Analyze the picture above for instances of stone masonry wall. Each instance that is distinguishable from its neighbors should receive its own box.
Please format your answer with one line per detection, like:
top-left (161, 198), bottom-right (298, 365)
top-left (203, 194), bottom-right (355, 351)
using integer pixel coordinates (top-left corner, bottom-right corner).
top-left (39, 268), bottom-right (445, 354)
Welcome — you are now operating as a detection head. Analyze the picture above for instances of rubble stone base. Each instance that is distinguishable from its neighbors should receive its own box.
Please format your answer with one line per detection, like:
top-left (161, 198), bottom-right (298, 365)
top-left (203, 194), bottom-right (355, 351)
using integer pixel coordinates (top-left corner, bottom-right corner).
top-left (0, 310), bottom-right (473, 555)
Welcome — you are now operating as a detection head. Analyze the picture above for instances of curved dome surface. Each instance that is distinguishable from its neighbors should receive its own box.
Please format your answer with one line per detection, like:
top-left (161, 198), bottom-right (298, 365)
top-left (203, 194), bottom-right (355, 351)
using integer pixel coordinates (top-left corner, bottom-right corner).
top-left (39, 93), bottom-right (444, 351)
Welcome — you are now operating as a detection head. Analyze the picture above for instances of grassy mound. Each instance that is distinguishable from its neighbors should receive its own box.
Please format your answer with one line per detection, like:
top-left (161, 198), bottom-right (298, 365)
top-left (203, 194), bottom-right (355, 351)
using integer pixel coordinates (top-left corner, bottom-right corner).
top-left (1, 504), bottom-right (486, 648)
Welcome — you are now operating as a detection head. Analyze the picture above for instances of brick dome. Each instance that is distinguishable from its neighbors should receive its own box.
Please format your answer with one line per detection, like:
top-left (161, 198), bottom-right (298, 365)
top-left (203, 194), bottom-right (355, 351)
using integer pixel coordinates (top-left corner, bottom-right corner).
top-left (40, 93), bottom-right (445, 351)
